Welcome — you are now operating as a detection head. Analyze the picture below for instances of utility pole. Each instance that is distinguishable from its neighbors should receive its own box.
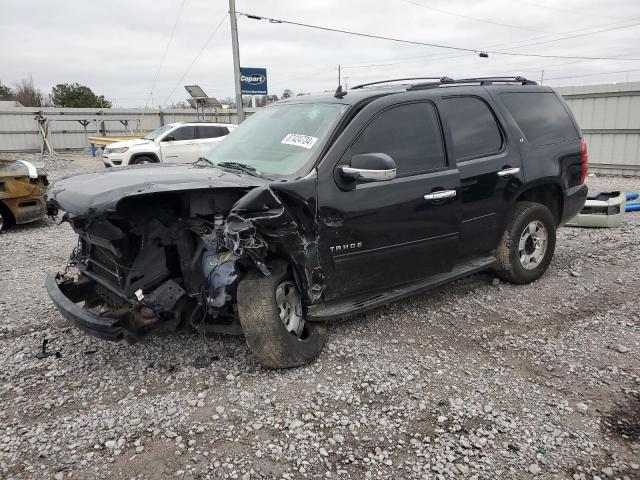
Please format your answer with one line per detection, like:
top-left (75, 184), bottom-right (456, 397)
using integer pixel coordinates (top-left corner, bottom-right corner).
top-left (338, 65), bottom-right (341, 88)
top-left (540, 70), bottom-right (544, 85)
top-left (229, 0), bottom-right (244, 123)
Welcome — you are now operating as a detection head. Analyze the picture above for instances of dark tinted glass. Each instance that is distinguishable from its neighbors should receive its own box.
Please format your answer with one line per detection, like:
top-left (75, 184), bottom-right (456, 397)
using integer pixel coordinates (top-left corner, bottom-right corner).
top-left (198, 126), bottom-right (229, 139)
top-left (440, 96), bottom-right (502, 160)
top-left (501, 92), bottom-right (578, 146)
top-left (351, 102), bottom-right (445, 176)
top-left (171, 126), bottom-right (196, 141)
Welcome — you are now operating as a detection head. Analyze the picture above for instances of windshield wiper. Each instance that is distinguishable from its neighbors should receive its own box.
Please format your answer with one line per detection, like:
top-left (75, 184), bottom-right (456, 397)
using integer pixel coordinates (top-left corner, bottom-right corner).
top-left (215, 161), bottom-right (263, 177)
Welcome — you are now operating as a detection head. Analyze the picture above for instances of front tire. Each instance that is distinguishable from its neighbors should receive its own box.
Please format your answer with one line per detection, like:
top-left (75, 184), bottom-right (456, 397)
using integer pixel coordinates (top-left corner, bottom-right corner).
top-left (130, 155), bottom-right (156, 165)
top-left (494, 201), bottom-right (556, 284)
top-left (237, 261), bottom-right (327, 369)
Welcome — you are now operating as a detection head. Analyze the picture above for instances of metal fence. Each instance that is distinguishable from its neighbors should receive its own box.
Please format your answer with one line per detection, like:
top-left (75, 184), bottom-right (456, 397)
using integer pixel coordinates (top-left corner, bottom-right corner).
top-left (0, 107), bottom-right (251, 153)
top-left (556, 81), bottom-right (640, 175)
top-left (1, 82), bottom-right (639, 175)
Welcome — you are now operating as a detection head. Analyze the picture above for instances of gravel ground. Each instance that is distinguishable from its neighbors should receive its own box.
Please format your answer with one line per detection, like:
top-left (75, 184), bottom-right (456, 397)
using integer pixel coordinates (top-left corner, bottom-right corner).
top-left (0, 153), bottom-right (639, 480)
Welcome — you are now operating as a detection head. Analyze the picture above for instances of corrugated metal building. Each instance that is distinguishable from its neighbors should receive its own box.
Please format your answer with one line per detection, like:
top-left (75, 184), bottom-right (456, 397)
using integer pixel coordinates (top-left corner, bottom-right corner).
top-left (556, 81), bottom-right (640, 175)
top-left (0, 82), bottom-right (638, 175)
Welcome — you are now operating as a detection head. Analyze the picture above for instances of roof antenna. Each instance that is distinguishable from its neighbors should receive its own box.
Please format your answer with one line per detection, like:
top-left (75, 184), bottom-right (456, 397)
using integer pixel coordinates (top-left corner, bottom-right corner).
top-left (334, 84), bottom-right (347, 99)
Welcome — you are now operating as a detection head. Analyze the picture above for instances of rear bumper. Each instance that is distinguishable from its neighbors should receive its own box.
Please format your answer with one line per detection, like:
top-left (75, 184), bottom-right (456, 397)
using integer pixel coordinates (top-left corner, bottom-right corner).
top-left (46, 273), bottom-right (124, 341)
top-left (561, 184), bottom-right (588, 224)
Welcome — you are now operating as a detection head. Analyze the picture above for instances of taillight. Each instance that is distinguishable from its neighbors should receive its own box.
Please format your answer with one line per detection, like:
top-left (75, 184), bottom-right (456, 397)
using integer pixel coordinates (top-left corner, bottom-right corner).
top-left (579, 138), bottom-right (588, 184)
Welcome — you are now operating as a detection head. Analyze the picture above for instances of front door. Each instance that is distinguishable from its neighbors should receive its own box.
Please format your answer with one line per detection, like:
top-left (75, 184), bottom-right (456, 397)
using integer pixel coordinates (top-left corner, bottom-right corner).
top-left (317, 97), bottom-right (462, 301)
top-left (159, 125), bottom-right (198, 163)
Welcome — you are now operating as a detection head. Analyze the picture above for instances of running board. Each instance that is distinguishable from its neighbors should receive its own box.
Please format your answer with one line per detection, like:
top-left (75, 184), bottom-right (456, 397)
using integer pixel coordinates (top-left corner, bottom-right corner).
top-left (307, 255), bottom-right (495, 321)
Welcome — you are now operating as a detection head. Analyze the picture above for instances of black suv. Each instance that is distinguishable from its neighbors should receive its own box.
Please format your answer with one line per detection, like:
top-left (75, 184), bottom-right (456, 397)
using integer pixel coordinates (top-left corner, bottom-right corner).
top-left (47, 76), bottom-right (588, 368)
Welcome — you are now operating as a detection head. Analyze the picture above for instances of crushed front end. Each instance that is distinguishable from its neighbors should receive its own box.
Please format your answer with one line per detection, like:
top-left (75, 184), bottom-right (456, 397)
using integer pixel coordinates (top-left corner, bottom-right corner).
top-left (45, 164), bottom-right (321, 343)
top-left (47, 189), bottom-right (254, 342)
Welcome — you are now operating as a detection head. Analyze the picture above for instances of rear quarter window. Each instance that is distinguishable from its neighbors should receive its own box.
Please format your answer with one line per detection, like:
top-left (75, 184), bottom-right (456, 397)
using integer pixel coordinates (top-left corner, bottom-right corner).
top-left (440, 96), bottom-right (503, 161)
top-left (198, 126), bottom-right (229, 138)
top-left (500, 92), bottom-right (578, 146)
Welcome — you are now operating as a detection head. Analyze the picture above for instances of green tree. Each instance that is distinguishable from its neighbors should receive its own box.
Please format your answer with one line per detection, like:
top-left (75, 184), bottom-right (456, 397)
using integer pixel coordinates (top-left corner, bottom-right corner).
top-left (0, 81), bottom-right (14, 100)
top-left (281, 89), bottom-right (294, 99)
top-left (50, 83), bottom-right (112, 108)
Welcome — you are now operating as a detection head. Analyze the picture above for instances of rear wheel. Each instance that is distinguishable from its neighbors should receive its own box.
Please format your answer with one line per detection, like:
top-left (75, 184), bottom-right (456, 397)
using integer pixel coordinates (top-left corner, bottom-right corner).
top-left (237, 261), bottom-right (327, 369)
top-left (494, 201), bottom-right (556, 284)
top-left (0, 210), bottom-right (4, 233)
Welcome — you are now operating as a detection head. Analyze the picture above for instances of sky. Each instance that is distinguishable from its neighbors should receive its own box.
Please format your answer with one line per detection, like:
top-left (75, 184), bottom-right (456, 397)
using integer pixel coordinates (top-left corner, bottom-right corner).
top-left (2, 0), bottom-right (640, 107)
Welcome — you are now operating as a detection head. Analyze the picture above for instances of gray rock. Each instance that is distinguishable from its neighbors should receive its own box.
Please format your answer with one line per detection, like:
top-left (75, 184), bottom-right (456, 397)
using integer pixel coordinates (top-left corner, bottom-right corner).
top-left (528, 464), bottom-right (541, 475)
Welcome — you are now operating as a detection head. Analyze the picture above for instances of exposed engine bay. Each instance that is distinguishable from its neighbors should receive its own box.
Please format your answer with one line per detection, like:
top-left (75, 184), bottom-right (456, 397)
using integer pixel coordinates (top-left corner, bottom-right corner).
top-left (46, 163), bottom-right (322, 343)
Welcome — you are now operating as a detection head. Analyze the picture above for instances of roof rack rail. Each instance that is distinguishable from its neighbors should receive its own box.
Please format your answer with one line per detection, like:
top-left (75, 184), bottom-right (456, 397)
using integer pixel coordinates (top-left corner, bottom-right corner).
top-left (351, 77), bottom-right (453, 89)
top-left (407, 76), bottom-right (537, 90)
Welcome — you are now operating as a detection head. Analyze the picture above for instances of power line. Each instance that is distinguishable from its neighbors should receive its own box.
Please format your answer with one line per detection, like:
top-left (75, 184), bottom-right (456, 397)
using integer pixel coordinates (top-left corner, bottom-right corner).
top-left (239, 12), bottom-right (476, 53)
top-left (337, 16), bottom-right (640, 70)
top-left (400, 0), bottom-right (557, 34)
top-left (237, 12), bottom-right (640, 61)
top-left (546, 68), bottom-right (640, 81)
top-left (162, 12), bottom-right (229, 105)
top-left (493, 20), bottom-right (640, 52)
top-left (148, 0), bottom-right (188, 106)
top-left (512, 0), bottom-right (626, 21)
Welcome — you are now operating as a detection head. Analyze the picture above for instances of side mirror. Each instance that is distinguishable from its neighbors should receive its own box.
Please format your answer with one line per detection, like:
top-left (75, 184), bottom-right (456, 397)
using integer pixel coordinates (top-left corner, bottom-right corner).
top-left (163, 134), bottom-right (175, 142)
top-left (339, 153), bottom-right (396, 182)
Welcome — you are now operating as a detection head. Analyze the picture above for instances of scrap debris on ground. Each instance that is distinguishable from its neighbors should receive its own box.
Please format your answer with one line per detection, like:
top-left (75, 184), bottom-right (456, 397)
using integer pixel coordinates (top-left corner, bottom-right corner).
top-left (0, 153), bottom-right (638, 479)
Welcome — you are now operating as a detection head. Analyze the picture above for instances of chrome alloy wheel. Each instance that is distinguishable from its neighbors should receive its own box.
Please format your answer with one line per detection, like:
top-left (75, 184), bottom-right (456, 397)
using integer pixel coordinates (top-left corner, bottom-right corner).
top-left (276, 281), bottom-right (305, 338)
top-left (518, 220), bottom-right (548, 270)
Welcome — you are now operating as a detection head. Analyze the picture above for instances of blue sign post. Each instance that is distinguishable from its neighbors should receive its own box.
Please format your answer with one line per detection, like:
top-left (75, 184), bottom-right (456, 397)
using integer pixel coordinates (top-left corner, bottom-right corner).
top-left (240, 67), bottom-right (268, 95)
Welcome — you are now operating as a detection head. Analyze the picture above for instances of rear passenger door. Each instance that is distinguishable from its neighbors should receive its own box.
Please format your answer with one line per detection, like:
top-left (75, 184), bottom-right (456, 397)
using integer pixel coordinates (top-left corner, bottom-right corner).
top-left (438, 94), bottom-right (523, 258)
top-left (195, 125), bottom-right (230, 157)
top-left (159, 125), bottom-right (199, 163)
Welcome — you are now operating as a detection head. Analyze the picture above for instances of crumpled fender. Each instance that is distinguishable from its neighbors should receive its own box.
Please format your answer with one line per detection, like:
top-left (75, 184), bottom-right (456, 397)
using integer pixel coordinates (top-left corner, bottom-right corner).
top-left (223, 178), bottom-right (323, 303)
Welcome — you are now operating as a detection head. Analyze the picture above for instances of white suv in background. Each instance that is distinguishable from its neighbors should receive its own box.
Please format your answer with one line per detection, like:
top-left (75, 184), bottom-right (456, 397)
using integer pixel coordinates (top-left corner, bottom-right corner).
top-left (102, 122), bottom-right (236, 167)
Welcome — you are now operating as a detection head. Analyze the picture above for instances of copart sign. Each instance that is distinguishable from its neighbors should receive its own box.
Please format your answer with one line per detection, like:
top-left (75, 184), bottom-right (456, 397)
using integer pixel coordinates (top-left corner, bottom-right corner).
top-left (240, 67), bottom-right (268, 95)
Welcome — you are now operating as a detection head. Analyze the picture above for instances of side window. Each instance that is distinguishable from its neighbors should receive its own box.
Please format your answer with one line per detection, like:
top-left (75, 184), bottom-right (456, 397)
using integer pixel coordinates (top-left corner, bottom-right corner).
top-left (197, 126), bottom-right (229, 139)
top-left (170, 126), bottom-right (196, 141)
top-left (440, 96), bottom-right (503, 161)
top-left (350, 102), bottom-right (446, 176)
top-left (500, 92), bottom-right (578, 146)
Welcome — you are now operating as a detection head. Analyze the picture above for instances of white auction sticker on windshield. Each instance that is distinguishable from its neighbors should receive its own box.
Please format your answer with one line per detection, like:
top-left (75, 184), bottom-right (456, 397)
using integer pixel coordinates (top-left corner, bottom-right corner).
top-left (281, 133), bottom-right (318, 149)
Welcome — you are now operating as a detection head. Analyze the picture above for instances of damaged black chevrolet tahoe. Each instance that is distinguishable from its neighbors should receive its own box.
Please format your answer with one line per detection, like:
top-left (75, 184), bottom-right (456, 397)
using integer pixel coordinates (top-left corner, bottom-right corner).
top-left (47, 76), bottom-right (588, 368)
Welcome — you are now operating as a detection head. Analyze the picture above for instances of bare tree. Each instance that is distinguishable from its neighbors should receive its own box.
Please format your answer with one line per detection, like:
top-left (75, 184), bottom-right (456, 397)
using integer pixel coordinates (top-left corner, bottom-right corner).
top-left (167, 100), bottom-right (189, 109)
top-left (14, 76), bottom-right (45, 107)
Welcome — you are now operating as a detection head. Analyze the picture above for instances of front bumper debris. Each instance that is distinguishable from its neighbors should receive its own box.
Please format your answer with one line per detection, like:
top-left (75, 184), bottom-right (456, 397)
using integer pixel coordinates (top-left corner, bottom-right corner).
top-left (45, 273), bottom-right (124, 341)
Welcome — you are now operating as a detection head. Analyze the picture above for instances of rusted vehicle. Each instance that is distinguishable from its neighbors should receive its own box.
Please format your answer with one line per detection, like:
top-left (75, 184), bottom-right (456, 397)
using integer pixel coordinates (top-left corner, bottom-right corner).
top-left (0, 159), bottom-right (54, 232)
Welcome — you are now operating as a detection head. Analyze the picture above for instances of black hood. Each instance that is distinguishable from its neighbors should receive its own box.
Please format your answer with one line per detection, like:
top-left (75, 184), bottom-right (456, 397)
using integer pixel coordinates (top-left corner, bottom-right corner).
top-left (49, 163), bottom-right (268, 216)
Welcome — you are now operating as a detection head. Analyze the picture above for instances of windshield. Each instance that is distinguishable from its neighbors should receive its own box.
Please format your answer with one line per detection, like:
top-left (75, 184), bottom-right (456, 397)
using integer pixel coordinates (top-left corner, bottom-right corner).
top-left (144, 124), bottom-right (174, 140)
top-left (205, 103), bottom-right (348, 178)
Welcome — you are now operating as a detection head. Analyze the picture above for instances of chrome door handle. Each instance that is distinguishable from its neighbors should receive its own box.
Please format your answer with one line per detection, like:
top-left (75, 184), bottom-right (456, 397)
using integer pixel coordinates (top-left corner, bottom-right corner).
top-left (424, 190), bottom-right (457, 201)
top-left (497, 167), bottom-right (520, 177)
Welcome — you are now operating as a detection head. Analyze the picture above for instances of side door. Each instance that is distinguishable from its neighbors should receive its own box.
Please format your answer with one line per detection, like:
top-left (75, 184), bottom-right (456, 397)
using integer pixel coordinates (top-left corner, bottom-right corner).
top-left (195, 125), bottom-right (230, 157)
top-left (438, 93), bottom-right (523, 258)
top-left (317, 96), bottom-right (462, 301)
top-left (159, 125), bottom-right (198, 163)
